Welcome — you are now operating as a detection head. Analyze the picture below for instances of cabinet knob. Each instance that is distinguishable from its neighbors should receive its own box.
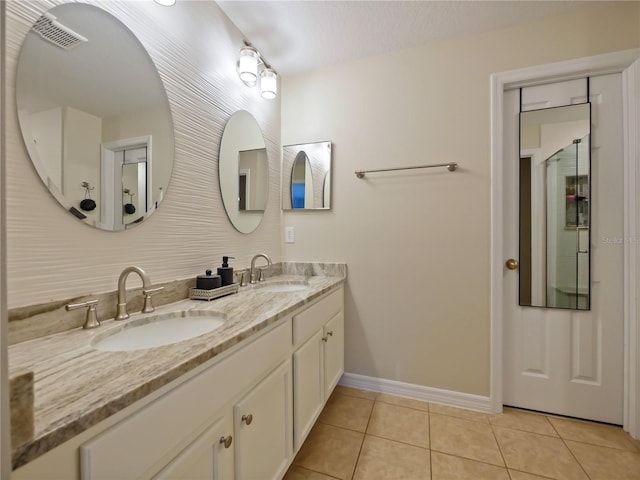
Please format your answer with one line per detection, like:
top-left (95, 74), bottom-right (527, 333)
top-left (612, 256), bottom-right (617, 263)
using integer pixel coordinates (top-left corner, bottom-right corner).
top-left (219, 435), bottom-right (233, 448)
top-left (327, 331), bottom-right (333, 337)
top-left (241, 414), bottom-right (253, 425)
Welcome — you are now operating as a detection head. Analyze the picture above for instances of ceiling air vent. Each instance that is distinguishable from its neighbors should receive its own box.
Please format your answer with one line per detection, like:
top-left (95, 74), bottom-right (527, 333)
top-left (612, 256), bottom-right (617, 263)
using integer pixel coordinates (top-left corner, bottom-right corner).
top-left (31, 12), bottom-right (88, 50)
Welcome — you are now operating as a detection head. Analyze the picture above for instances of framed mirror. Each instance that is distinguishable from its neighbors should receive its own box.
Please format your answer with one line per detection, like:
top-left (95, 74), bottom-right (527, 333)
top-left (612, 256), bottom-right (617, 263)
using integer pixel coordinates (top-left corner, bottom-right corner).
top-left (519, 103), bottom-right (591, 310)
top-left (282, 141), bottom-right (332, 210)
top-left (219, 111), bottom-right (269, 234)
top-left (15, 3), bottom-right (174, 231)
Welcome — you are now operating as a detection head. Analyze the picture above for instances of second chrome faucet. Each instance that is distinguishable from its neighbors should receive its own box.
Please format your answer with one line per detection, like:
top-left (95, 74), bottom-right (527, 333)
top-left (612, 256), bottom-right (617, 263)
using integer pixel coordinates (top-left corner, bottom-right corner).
top-left (116, 266), bottom-right (164, 320)
top-left (250, 253), bottom-right (272, 284)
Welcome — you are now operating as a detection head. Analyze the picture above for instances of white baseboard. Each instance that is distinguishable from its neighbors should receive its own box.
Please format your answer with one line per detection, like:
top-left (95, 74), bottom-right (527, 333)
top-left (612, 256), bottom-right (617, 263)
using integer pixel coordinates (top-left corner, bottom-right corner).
top-left (339, 372), bottom-right (493, 413)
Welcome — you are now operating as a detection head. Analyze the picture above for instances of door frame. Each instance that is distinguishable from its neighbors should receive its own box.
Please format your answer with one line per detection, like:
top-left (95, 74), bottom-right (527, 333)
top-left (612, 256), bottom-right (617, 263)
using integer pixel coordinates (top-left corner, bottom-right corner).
top-left (490, 49), bottom-right (640, 437)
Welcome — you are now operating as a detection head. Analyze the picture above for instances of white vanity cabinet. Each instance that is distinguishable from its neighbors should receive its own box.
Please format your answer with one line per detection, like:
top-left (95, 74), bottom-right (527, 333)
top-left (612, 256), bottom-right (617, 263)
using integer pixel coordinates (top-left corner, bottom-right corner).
top-left (234, 359), bottom-right (292, 480)
top-left (79, 320), bottom-right (292, 480)
top-left (292, 289), bottom-right (344, 449)
top-left (11, 285), bottom-right (344, 480)
top-left (152, 414), bottom-right (234, 480)
top-left (154, 359), bottom-right (292, 480)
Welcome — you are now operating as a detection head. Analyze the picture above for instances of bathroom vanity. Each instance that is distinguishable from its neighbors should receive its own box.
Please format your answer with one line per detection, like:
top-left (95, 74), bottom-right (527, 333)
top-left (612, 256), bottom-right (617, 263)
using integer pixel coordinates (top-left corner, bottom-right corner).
top-left (9, 269), bottom-right (345, 480)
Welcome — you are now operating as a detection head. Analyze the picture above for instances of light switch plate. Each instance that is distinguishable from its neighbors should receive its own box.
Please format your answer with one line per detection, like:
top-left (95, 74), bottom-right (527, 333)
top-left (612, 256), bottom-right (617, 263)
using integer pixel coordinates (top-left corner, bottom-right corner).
top-left (285, 226), bottom-right (295, 243)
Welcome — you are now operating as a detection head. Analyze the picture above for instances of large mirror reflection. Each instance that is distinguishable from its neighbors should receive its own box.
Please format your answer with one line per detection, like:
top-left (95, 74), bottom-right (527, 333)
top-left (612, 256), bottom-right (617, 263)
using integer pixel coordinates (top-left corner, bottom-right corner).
top-left (16, 3), bottom-right (174, 231)
top-left (282, 141), bottom-right (332, 210)
top-left (219, 111), bottom-right (269, 233)
top-left (519, 103), bottom-right (591, 310)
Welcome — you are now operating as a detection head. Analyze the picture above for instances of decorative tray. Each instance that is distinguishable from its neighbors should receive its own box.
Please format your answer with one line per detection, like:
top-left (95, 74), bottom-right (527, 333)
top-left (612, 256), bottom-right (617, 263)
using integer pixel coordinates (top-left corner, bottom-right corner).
top-left (189, 283), bottom-right (239, 301)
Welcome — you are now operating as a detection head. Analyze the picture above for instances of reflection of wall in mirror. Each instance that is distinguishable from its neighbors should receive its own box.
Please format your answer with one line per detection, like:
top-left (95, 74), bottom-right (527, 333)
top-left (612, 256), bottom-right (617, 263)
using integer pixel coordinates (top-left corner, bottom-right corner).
top-left (23, 106), bottom-right (103, 223)
top-left (17, 107), bottom-right (63, 193)
top-left (64, 107), bottom-right (102, 224)
top-left (238, 149), bottom-right (268, 211)
top-left (323, 172), bottom-right (331, 208)
top-left (103, 105), bottom-right (172, 206)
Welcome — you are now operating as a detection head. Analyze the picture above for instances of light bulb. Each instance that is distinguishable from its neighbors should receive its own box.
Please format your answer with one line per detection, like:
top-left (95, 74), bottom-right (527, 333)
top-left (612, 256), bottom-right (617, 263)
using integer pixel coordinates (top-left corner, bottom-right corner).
top-left (260, 68), bottom-right (277, 99)
top-left (238, 46), bottom-right (258, 86)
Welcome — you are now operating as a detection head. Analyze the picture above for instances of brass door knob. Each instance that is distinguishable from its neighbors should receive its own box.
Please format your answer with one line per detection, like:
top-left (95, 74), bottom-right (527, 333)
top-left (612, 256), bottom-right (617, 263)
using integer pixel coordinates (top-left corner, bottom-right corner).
top-left (505, 259), bottom-right (519, 270)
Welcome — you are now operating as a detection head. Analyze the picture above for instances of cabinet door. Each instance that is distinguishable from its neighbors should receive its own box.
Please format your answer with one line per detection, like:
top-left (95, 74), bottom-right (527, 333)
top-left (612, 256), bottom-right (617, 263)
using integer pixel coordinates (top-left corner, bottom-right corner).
top-left (324, 312), bottom-right (344, 396)
top-left (234, 359), bottom-right (293, 480)
top-left (293, 329), bottom-right (324, 450)
top-left (152, 414), bottom-right (234, 480)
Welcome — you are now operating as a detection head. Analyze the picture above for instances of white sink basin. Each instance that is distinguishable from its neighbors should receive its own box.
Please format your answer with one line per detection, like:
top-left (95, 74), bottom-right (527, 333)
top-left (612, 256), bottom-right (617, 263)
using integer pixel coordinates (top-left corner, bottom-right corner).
top-left (93, 312), bottom-right (225, 352)
top-left (255, 282), bottom-right (309, 293)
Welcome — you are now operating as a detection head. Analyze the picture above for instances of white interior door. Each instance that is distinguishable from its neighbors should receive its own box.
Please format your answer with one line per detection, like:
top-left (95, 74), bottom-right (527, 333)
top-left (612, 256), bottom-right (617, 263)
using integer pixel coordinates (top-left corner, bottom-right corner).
top-left (503, 75), bottom-right (624, 424)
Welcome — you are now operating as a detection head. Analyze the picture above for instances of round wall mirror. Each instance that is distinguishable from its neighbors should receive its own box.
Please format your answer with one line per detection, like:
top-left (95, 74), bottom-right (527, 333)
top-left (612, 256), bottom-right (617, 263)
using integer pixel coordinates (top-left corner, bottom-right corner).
top-left (15, 3), bottom-right (175, 231)
top-left (219, 111), bottom-right (269, 234)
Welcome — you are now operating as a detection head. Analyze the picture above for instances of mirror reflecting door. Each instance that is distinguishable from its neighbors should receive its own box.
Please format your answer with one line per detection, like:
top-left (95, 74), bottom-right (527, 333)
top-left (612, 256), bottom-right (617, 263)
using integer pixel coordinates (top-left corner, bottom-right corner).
top-left (519, 103), bottom-right (591, 310)
top-left (15, 3), bottom-right (174, 231)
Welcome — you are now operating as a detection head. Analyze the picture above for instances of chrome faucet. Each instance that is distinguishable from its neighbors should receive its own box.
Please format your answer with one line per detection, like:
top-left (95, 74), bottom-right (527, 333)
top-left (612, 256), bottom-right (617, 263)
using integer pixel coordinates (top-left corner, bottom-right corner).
top-left (250, 253), bottom-right (272, 284)
top-left (116, 266), bottom-right (164, 320)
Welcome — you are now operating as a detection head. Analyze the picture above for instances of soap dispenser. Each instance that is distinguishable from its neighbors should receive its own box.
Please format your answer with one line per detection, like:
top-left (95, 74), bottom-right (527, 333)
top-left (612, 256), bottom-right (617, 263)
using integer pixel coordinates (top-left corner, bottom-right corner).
top-left (217, 256), bottom-right (234, 286)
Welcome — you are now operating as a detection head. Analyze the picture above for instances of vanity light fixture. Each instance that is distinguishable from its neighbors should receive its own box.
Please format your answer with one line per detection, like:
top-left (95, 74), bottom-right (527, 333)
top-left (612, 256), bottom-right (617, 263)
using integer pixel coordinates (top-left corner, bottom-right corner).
top-left (238, 46), bottom-right (259, 86)
top-left (237, 42), bottom-right (278, 99)
top-left (260, 68), bottom-right (277, 100)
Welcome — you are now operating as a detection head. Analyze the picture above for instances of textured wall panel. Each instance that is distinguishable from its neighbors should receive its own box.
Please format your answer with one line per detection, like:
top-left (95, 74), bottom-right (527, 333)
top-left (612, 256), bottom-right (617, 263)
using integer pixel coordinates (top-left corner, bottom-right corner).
top-left (5, 0), bottom-right (282, 309)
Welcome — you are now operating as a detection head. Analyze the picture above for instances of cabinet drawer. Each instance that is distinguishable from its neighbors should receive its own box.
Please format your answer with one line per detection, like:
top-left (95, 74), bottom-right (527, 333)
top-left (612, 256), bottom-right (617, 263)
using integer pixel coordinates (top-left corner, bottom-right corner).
top-left (293, 288), bottom-right (343, 346)
top-left (80, 319), bottom-right (291, 480)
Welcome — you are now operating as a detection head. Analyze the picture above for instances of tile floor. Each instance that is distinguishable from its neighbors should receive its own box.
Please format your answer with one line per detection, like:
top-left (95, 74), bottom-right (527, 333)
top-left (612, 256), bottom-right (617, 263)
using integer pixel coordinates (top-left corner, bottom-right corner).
top-left (284, 386), bottom-right (640, 480)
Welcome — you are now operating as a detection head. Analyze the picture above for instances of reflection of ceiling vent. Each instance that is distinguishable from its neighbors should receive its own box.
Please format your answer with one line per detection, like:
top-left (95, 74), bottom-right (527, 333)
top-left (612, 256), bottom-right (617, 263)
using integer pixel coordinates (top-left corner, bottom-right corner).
top-left (31, 12), bottom-right (88, 50)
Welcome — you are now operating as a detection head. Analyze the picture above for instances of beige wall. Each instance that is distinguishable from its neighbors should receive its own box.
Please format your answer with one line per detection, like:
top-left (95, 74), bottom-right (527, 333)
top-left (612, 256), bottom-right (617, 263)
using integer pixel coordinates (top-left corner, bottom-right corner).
top-left (281, 2), bottom-right (640, 396)
top-left (5, 1), bottom-right (281, 309)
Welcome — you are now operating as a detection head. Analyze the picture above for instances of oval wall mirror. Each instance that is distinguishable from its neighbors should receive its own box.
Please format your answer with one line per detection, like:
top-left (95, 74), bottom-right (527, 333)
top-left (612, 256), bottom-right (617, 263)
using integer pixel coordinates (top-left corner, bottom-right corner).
top-left (15, 3), bottom-right (175, 231)
top-left (282, 141), bottom-right (332, 210)
top-left (219, 111), bottom-right (269, 234)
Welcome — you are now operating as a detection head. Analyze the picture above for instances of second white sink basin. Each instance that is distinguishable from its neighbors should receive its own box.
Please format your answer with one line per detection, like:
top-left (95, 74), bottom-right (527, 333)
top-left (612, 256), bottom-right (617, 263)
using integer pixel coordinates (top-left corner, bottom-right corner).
top-left (93, 312), bottom-right (225, 352)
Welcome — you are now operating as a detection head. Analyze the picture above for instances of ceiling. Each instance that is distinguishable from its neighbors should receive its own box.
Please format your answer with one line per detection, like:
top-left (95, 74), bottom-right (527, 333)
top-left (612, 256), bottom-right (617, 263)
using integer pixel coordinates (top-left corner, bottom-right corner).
top-left (216, 0), bottom-right (617, 77)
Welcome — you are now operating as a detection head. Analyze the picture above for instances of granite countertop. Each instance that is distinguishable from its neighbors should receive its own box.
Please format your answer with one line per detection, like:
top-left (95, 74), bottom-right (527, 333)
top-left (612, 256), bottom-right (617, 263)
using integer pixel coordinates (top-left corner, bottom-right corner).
top-left (9, 271), bottom-right (345, 469)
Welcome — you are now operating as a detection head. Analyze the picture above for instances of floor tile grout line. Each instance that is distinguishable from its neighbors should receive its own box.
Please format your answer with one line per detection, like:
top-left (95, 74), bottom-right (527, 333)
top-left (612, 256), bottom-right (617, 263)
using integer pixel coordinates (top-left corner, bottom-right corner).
top-left (316, 418), bottom-right (367, 435)
top-left (487, 421), bottom-right (561, 439)
top-left (430, 447), bottom-right (509, 471)
top-left (429, 409), bottom-right (491, 425)
top-left (545, 414), bottom-right (593, 480)
top-left (349, 399), bottom-right (376, 480)
top-left (293, 464), bottom-right (343, 480)
top-left (546, 417), bottom-right (640, 453)
top-left (427, 406), bottom-right (433, 480)
top-left (489, 422), bottom-right (513, 479)
top-left (363, 431), bottom-right (431, 451)
top-left (508, 468), bottom-right (557, 480)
